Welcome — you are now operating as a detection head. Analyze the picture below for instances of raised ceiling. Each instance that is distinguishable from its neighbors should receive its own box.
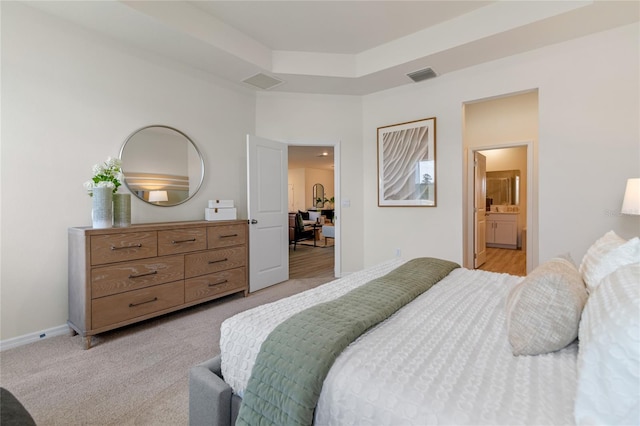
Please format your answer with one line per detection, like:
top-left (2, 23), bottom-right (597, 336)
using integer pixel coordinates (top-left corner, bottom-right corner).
top-left (28, 1), bottom-right (639, 96)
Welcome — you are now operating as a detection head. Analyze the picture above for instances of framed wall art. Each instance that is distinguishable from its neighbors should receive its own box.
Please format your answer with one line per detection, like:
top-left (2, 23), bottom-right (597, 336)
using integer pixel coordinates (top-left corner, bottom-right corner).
top-left (377, 117), bottom-right (436, 207)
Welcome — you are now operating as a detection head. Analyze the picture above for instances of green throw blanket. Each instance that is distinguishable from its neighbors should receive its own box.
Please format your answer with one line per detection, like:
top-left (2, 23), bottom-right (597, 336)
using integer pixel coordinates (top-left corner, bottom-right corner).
top-left (235, 257), bottom-right (460, 426)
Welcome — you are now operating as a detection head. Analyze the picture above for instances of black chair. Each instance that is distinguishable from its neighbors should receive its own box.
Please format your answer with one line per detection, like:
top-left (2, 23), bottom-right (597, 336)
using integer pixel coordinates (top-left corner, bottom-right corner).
top-left (288, 213), bottom-right (316, 250)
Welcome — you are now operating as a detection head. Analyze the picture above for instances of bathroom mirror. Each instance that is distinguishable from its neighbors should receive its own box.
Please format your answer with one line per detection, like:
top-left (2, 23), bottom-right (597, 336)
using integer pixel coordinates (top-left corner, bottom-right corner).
top-left (119, 125), bottom-right (204, 206)
top-left (486, 170), bottom-right (520, 206)
top-left (313, 183), bottom-right (325, 208)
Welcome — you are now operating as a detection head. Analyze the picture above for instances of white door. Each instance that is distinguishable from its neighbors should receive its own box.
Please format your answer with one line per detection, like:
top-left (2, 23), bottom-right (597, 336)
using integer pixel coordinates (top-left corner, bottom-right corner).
top-left (474, 152), bottom-right (487, 268)
top-left (247, 135), bottom-right (289, 292)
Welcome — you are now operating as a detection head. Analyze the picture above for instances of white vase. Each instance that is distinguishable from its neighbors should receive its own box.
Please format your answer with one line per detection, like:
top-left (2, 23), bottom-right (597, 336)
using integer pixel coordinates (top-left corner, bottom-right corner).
top-left (92, 187), bottom-right (113, 229)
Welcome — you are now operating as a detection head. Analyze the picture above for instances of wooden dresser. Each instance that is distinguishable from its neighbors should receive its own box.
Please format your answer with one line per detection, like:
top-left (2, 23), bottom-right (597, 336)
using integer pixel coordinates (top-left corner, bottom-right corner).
top-left (68, 220), bottom-right (248, 349)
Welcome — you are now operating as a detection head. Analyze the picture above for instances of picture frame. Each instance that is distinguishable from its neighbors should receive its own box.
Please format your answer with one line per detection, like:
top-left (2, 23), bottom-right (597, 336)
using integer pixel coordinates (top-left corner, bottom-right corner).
top-left (377, 117), bottom-right (436, 207)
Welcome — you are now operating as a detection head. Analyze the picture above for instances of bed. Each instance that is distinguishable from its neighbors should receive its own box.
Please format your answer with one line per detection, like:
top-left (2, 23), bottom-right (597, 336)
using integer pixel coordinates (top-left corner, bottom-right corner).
top-left (189, 231), bottom-right (640, 426)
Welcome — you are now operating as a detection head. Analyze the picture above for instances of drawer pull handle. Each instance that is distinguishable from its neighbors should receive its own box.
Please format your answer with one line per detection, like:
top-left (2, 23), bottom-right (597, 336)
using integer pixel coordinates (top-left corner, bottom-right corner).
top-left (172, 238), bottom-right (197, 244)
top-left (208, 279), bottom-right (228, 287)
top-left (220, 234), bottom-right (238, 238)
top-left (208, 258), bottom-right (228, 265)
top-left (129, 297), bottom-right (158, 307)
top-left (111, 244), bottom-right (142, 250)
top-left (129, 270), bottom-right (158, 279)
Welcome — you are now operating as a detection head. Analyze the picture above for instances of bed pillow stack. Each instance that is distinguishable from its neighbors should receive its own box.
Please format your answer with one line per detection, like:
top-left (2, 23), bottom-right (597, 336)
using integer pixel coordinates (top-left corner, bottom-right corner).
top-left (505, 256), bottom-right (588, 356)
top-left (574, 262), bottom-right (639, 425)
top-left (572, 231), bottom-right (640, 424)
top-left (578, 230), bottom-right (640, 293)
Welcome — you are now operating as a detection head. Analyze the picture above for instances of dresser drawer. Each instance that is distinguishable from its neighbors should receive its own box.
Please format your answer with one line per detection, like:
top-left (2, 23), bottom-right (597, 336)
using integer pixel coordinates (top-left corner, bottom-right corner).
top-left (91, 232), bottom-right (157, 265)
top-left (185, 267), bottom-right (246, 303)
top-left (91, 255), bottom-right (184, 299)
top-left (185, 246), bottom-right (247, 278)
top-left (158, 228), bottom-right (207, 256)
top-left (208, 224), bottom-right (246, 249)
top-left (91, 281), bottom-right (184, 330)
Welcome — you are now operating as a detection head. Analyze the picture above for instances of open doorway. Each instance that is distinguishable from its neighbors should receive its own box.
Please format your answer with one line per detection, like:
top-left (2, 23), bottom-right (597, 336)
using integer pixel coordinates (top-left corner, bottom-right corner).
top-left (462, 90), bottom-right (539, 275)
top-left (474, 146), bottom-right (528, 276)
top-left (287, 144), bottom-right (339, 279)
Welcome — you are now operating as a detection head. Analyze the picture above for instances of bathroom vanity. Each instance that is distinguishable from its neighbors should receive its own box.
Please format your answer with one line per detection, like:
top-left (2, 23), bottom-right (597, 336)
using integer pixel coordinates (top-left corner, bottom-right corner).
top-left (486, 212), bottom-right (518, 249)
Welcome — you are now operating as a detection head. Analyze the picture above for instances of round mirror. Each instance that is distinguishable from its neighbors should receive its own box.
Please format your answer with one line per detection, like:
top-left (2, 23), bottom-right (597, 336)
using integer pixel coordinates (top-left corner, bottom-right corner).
top-left (119, 125), bottom-right (204, 206)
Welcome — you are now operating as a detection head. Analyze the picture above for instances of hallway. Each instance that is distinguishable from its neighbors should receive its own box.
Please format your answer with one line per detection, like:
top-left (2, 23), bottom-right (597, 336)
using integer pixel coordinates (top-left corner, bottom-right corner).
top-left (289, 243), bottom-right (335, 279)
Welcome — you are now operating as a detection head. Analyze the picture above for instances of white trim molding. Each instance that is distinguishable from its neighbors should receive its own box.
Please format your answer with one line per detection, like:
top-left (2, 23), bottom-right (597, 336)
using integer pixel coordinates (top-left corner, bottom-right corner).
top-left (0, 324), bottom-right (69, 351)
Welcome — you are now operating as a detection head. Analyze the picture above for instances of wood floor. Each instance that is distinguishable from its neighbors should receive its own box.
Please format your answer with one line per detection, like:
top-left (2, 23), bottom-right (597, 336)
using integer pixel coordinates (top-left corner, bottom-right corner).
top-left (477, 247), bottom-right (526, 276)
top-left (289, 238), bottom-right (335, 279)
top-left (289, 240), bottom-right (524, 280)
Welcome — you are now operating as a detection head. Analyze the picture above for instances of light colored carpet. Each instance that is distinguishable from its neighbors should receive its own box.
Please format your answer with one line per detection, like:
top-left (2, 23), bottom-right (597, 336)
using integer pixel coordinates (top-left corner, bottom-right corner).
top-left (0, 277), bottom-right (332, 425)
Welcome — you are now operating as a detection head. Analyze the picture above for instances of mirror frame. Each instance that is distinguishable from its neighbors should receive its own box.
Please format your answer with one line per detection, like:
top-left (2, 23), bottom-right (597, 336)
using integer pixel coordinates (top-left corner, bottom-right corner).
top-left (313, 183), bottom-right (325, 208)
top-left (119, 125), bottom-right (205, 207)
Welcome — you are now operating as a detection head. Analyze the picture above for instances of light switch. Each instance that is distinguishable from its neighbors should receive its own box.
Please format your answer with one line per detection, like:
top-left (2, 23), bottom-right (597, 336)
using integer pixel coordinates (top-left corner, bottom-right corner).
top-left (341, 199), bottom-right (351, 207)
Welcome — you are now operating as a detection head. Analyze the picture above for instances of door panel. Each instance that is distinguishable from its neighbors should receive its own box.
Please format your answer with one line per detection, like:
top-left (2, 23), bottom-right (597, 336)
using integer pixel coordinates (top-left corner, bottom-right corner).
top-left (247, 135), bottom-right (289, 292)
top-left (474, 152), bottom-right (487, 268)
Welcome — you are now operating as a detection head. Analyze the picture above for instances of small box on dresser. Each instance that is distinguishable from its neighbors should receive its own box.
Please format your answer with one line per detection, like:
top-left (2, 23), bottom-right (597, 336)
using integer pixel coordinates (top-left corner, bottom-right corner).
top-left (205, 199), bottom-right (237, 221)
top-left (68, 220), bottom-right (248, 349)
top-left (205, 208), bottom-right (237, 221)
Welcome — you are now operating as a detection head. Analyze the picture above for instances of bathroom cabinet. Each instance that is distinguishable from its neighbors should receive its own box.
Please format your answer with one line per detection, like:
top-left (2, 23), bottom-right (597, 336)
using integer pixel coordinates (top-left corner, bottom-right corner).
top-left (486, 213), bottom-right (518, 249)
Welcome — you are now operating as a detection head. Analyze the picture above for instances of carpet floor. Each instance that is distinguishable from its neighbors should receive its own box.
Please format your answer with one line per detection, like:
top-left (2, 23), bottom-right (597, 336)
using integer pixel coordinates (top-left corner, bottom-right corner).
top-left (0, 277), bottom-right (332, 425)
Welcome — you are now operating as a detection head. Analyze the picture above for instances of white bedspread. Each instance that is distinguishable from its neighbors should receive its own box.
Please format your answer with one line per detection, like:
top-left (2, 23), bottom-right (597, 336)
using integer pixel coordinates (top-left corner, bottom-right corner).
top-left (220, 259), bottom-right (579, 425)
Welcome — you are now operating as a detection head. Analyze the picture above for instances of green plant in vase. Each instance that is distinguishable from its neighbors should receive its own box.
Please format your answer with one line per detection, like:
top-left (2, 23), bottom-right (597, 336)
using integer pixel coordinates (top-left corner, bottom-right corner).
top-left (83, 156), bottom-right (123, 196)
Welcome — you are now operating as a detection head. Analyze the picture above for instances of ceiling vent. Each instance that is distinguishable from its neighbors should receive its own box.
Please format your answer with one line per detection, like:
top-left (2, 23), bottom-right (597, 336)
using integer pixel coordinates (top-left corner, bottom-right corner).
top-left (407, 67), bottom-right (438, 83)
top-left (242, 73), bottom-right (284, 90)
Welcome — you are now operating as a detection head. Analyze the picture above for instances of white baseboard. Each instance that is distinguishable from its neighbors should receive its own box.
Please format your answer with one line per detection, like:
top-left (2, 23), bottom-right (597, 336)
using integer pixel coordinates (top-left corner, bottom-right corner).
top-left (0, 324), bottom-right (69, 351)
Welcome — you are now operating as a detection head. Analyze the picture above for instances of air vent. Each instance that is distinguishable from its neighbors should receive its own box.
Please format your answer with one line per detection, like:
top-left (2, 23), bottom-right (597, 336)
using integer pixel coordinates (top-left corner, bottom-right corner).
top-left (242, 73), bottom-right (284, 90)
top-left (407, 67), bottom-right (438, 83)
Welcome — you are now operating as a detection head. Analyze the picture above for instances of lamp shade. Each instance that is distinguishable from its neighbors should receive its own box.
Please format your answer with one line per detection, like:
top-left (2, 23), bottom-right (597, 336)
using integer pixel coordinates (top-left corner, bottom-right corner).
top-left (148, 190), bottom-right (168, 203)
top-left (621, 178), bottom-right (640, 215)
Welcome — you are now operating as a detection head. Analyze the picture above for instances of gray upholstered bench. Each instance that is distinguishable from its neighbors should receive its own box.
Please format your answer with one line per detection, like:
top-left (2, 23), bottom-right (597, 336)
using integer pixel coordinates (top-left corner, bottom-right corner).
top-left (188, 355), bottom-right (240, 426)
top-left (1, 388), bottom-right (36, 426)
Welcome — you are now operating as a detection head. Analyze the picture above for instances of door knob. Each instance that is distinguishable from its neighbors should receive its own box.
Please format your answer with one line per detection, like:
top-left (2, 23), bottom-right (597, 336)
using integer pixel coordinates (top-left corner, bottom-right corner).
top-left (250, 219), bottom-right (258, 224)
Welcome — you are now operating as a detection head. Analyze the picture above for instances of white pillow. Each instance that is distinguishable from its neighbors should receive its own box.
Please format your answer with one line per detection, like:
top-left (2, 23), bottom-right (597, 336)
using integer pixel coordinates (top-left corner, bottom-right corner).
top-left (308, 211), bottom-right (321, 222)
top-left (505, 257), bottom-right (588, 356)
top-left (574, 262), bottom-right (640, 426)
top-left (580, 231), bottom-right (640, 292)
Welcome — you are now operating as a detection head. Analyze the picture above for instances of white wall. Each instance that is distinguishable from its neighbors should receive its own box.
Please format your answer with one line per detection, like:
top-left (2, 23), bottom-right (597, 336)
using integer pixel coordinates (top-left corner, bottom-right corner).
top-left (361, 23), bottom-right (639, 267)
top-left (1, 3), bottom-right (256, 341)
top-left (288, 168), bottom-right (306, 212)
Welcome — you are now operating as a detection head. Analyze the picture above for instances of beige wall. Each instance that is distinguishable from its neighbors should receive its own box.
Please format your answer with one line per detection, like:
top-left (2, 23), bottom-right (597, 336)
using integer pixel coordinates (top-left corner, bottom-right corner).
top-left (258, 24), bottom-right (639, 272)
top-left (465, 91), bottom-right (536, 251)
top-left (464, 91), bottom-right (539, 146)
top-left (287, 167), bottom-right (334, 212)
top-left (1, 3), bottom-right (256, 342)
top-left (360, 23), bottom-right (638, 267)
top-left (257, 92), bottom-right (364, 273)
top-left (288, 168), bottom-right (306, 212)
top-left (305, 169), bottom-right (334, 210)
